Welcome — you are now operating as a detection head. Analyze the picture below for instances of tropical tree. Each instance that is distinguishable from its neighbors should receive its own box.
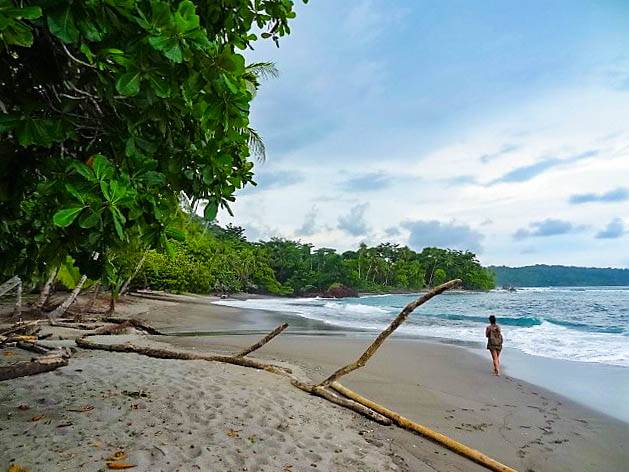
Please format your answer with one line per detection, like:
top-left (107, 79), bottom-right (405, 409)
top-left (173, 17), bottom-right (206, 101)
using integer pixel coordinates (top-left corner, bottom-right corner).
top-left (0, 1), bottom-right (303, 305)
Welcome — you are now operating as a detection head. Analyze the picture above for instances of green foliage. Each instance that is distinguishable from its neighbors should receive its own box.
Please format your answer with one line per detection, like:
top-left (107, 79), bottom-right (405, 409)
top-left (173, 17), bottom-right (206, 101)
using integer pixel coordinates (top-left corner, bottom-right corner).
top-left (0, 0), bottom-right (303, 285)
top-left (136, 219), bottom-right (290, 295)
top-left (122, 216), bottom-right (494, 296)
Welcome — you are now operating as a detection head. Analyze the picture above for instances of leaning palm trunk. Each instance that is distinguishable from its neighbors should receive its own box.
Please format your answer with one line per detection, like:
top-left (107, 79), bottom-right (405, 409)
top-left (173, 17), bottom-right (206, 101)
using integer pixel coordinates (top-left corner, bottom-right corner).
top-left (0, 276), bottom-right (22, 317)
top-left (48, 275), bottom-right (87, 320)
top-left (120, 253), bottom-right (146, 296)
top-left (36, 267), bottom-right (59, 310)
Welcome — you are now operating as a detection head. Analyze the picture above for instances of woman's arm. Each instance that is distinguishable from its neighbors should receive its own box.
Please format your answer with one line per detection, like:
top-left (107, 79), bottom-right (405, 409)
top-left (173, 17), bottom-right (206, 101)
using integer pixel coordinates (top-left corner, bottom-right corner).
top-left (485, 326), bottom-right (490, 338)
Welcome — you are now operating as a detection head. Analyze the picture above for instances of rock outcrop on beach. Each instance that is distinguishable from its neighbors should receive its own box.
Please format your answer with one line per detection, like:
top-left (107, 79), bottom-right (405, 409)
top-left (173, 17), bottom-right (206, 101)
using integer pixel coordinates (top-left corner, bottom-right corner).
top-left (321, 284), bottom-right (359, 298)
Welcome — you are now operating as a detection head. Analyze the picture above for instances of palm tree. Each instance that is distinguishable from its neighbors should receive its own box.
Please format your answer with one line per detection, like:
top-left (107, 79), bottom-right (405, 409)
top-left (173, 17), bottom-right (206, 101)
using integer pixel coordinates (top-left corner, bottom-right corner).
top-left (243, 62), bottom-right (279, 162)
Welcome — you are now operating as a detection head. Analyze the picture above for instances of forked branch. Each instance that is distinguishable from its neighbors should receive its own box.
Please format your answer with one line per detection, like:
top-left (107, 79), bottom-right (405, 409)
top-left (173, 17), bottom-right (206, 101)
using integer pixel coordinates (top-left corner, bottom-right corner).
top-left (318, 279), bottom-right (462, 387)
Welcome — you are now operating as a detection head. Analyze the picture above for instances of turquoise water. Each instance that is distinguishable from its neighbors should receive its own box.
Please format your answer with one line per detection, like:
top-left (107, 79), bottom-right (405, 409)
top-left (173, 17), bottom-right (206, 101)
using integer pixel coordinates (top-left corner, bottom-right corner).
top-left (217, 287), bottom-right (629, 367)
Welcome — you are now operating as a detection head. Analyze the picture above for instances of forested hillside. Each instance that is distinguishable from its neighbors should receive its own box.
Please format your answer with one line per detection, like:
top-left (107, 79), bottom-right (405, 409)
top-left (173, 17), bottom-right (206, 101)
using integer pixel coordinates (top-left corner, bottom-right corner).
top-left (135, 216), bottom-right (495, 296)
top-left (491, 265), bottom-right (629, 287)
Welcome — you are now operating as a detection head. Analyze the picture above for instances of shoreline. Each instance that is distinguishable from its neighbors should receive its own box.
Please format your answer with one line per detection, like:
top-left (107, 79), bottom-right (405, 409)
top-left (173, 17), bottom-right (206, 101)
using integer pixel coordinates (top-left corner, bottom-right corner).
top-left (133, 293), bottom-right (629, 470)
top-left (138, 291), bottom-right (629, 424)
top-left (2, 293), bottom-right (627, 471)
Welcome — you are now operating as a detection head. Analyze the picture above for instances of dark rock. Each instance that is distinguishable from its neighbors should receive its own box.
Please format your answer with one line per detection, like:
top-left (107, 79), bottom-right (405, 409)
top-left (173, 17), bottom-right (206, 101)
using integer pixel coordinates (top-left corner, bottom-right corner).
top-left (321, 284), bottom-right (358, 298)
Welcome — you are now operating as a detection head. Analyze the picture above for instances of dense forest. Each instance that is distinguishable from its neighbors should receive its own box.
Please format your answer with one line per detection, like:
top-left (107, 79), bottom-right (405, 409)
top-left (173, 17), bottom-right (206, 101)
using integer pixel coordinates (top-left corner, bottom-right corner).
top-left (491, 265), bottom-right (629, 287)
top-left (134, 215), bottom-right (495, 296)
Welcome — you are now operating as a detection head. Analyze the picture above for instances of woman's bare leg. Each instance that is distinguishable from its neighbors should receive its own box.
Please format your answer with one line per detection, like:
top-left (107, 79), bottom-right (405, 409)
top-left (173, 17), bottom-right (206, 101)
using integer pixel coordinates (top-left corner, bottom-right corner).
top-left (491, 350), bottom-right (500, 375)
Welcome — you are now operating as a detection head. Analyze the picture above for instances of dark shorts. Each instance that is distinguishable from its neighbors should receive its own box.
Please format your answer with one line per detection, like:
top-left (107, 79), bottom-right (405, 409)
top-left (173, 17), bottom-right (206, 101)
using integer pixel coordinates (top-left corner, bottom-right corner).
top-left (487, 343), bottom-right (502, 352)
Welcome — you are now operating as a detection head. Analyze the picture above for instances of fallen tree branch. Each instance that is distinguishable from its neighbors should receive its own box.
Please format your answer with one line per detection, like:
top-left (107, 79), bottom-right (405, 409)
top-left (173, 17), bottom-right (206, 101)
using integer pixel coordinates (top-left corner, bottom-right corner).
top-left (236, 323), bottom-right (288, 357)
top-left (331, 382), bottom-right (517, 472)
top-left (75, 337), bottom-right (292, 375)
top-left (0, 355), bottom-right (68, 381)
top-left (318, 279), bottom-right (462, 387)
top-left (74, 337), bottom-right (391, 424)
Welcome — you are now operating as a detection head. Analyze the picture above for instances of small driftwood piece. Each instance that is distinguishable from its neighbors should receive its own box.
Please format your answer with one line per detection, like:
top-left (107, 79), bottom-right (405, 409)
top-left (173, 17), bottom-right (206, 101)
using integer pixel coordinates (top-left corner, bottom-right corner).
top-left (85, 321), bottom-right (132, 336)
top-left (318, 279), bottom-right (462, 387)
top-left (0, 355), bottom-right (68, 381)
top-left (330, 382), bottom-right (518, 472)
top-left (49, 319), bottom-right (105, 330)
top-left (236, 323), bottom-right (288, 357)
top-left (16, 341), bottom-right (51, 355)
top-left (0, 321), bottom-right (40, 341)
top-left (101, 317), bottom-right (163, 335)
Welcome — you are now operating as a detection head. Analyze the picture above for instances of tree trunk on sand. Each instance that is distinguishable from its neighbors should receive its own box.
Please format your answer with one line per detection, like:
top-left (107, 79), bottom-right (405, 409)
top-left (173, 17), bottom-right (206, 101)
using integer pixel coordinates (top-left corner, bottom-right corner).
top-left (74, 337), bottom-right (391, 425)
top-left (105, 292), bottom-right (115, 315)
top-left (120, 253), bottom-right (146, 296)
top-left (75, 337), bottom-right (292, 373)
top-left (318, 279), bottom-right (462, 387)
top-left (36, 267), bottom-right (59, 310)
top-left (0, 355), bottom-right (68, 381)
top-left (330, 382), bottom-right (517, 472)
top-left (80, 282), bottom-right (100, 317)
top-left (48, 275), bottom-right (87, 320)
top-left (13, 279), bottom-right (22, 317)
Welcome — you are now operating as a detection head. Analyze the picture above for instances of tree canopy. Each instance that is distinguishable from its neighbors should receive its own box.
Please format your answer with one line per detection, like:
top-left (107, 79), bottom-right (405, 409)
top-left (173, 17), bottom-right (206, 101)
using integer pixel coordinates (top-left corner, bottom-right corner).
top-left (0, 0), bottom-right (303, 290)
top-left (133, 219), bottom-right (495, 295)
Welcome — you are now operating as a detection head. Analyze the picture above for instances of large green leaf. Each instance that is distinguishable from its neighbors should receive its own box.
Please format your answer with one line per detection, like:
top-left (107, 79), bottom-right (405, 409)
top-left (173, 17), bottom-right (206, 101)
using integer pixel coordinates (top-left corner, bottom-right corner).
top-left (47, 6), bottom-right (80, 43)
top-left (148, 35), bottom-right (182, 63)
top-left (53, 206), bottom-right (85, 227)
top-left (116, 71), bottom-right (142, 96)
top-left (15, 117), bottom-right (65, 148)
top-left (78, 210), bottom-right (101, 229)
top-left (204, 200), bottom-right (219, 220)
top-left (92, 154), bottom-right (114, 181)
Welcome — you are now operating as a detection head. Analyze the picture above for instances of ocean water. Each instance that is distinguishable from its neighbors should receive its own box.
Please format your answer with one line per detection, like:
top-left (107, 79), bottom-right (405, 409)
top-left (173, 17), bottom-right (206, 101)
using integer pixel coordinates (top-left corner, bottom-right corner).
top-left (215, 287), bottom-right (629, 367)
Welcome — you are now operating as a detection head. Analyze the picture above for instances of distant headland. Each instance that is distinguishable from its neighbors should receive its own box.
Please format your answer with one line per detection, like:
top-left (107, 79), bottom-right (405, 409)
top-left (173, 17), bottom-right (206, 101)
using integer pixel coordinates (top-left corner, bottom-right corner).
top-left (490, 264), bottom-right (629, 287)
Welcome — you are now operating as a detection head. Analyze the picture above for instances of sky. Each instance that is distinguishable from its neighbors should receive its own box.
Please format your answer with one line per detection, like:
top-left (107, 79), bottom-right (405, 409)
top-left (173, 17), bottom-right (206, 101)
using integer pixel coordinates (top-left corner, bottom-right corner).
top-left (216, 0), bottom-right (629, 268)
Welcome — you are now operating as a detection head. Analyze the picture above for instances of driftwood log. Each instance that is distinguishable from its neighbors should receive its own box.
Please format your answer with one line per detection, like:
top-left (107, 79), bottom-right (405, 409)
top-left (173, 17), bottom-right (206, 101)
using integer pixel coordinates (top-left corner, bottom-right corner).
top-left (101, 317), bottom-right (163, 335)
top-left (0, 321), bottom-right (40, 340)
top-left (75, 334), bottom-right (391, 425)
top-left (0, 355), bottom-right (68, 381)
top-left (16, 341), bottom-right (51, 355)
top-left (75, 337), bottom-right (292, 375)
top-left (49, 319), bottom-right (106, 330)
top-left (318, 279), bottom-right (462, 387)
top-left (330, 382), bottom-right (518, 472)
top-left (236, 323), bottom-right (288, 357)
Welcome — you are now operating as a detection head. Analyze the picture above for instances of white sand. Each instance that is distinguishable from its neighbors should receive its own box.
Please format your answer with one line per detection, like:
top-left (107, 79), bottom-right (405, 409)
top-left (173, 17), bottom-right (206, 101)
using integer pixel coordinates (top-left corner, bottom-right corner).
top-left (0, 336), bottom-right (404, 472)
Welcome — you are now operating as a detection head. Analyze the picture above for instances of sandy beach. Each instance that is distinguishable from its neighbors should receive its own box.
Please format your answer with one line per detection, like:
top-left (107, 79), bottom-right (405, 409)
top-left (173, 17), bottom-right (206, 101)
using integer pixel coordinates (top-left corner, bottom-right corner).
top-left (1, 293), bottom-right (627, 471)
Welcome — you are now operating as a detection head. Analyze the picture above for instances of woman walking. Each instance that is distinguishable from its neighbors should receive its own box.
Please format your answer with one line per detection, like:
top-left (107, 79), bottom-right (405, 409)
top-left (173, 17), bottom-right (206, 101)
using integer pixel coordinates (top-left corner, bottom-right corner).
top-left (485, 315), bottom-right (503, 375)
